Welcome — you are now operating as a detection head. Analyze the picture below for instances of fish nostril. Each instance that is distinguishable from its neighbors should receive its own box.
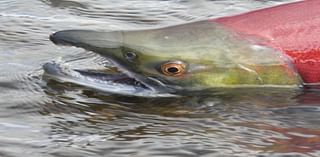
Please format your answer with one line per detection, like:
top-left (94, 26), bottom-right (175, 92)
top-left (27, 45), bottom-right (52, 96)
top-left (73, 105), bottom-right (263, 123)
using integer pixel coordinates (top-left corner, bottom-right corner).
top-left (126, 52), bottom-right (135, 58)
top-left (124, 51), bottom-right (137, 61)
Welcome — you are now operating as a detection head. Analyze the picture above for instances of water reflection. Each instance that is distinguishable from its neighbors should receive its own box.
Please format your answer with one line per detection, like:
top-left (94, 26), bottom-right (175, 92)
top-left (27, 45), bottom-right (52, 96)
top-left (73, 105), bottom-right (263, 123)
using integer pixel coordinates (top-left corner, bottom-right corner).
top-left (40, 79), bottom-right (320, 155)
top-left (243, 122), bottom-right (320, 154)
top-left (40, 0), bottom-right (88, 9)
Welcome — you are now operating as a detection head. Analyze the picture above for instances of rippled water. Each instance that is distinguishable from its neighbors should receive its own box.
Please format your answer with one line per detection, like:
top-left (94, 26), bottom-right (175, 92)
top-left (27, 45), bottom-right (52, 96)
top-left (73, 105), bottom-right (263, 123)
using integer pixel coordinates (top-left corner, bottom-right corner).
top-left (1, 0), bottom-right (320, 157)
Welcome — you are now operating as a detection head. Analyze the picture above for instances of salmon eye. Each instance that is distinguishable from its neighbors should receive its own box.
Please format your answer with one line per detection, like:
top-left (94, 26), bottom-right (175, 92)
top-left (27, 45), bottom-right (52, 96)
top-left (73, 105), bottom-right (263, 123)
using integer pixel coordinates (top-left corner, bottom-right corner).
top-left (161, 61), bottom-right (186, 76)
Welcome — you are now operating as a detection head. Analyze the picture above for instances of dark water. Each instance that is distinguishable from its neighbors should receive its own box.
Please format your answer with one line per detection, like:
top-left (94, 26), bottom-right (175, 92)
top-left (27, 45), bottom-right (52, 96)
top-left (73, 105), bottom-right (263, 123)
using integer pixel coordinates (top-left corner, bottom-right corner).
top-left (1, 0), bottom-right (320, 157)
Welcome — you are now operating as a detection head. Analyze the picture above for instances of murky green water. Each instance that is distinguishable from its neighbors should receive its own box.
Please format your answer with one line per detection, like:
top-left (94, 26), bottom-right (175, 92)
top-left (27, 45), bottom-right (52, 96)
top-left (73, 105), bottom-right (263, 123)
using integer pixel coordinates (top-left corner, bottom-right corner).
top-left (1, 0), bottom-right (320, 157)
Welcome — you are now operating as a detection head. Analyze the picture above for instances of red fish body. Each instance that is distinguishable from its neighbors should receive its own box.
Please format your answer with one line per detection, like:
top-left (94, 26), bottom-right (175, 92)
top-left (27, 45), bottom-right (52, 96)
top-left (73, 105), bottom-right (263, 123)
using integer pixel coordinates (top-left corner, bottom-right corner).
top-left (211, 0), bottom-right (320, 83)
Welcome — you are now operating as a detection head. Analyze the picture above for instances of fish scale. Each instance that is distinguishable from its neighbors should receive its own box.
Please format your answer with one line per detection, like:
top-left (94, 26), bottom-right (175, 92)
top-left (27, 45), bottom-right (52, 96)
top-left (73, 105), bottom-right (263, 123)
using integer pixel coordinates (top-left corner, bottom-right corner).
top-left (213, 0), bottom-right (320, 83)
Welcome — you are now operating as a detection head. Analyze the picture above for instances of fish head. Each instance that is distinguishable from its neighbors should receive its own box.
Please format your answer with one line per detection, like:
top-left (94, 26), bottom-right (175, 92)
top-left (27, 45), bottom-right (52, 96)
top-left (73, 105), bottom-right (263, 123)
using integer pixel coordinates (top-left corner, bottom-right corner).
top-left (48, 21), bottom-right (302, 96)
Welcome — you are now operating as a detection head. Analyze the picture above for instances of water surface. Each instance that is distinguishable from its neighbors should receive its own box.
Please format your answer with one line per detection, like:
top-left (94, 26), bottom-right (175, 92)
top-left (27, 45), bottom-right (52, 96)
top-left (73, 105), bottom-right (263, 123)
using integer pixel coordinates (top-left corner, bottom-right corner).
top-left (1, 0), bottom-right (320, 157)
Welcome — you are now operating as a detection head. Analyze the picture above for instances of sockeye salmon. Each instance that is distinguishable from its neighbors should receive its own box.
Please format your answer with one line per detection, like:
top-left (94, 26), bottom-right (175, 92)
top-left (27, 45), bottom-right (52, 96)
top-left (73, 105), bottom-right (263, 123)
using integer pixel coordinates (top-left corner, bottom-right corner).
top-left (44, 0), bottom-right (320, 96)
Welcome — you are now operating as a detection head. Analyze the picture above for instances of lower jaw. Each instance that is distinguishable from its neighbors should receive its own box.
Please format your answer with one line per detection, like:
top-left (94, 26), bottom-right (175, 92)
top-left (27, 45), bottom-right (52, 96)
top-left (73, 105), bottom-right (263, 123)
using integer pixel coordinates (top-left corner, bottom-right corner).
top-left (42, 61), bottom-right (176, 97)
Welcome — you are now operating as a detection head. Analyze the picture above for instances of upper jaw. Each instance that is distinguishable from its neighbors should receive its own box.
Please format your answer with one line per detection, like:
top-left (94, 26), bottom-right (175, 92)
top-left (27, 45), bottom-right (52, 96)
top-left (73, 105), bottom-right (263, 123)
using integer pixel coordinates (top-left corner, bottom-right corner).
top-left (50, 30), bottom-right (124, 51)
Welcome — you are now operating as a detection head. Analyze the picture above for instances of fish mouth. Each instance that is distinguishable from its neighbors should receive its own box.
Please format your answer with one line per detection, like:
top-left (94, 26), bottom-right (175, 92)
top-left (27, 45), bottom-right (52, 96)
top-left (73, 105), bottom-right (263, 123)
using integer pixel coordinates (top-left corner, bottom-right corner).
top-left (45, 30), bottom-right (176, 97)
top-left (43, 61), bottom-right (175, 97)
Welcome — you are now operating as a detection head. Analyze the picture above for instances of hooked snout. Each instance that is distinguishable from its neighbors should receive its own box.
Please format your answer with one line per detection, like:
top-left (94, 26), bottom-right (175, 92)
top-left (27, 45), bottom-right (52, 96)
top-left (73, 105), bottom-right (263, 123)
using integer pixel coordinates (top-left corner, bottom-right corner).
top-left (50, 30), bottom-right (124, 49)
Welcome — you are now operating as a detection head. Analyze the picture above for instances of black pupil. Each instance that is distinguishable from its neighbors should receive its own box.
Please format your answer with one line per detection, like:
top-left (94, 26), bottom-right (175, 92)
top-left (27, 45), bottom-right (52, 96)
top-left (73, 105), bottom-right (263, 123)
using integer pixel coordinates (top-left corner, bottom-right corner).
top-left (167, 67), bottom-right (179, 73)
top-left (126, 52), bottom-right (136, 59)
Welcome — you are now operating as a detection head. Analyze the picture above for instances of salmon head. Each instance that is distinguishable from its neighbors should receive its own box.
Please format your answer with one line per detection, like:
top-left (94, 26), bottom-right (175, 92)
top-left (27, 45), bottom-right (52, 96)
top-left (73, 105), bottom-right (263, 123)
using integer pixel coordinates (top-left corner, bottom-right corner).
top-left (45, 21), bottom-right (302, 97)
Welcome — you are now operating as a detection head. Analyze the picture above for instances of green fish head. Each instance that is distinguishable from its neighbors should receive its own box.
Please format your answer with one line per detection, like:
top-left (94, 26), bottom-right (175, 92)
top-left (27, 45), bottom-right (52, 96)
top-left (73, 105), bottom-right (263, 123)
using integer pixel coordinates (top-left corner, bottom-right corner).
top-left (49, 21), bottom-right (302, 94)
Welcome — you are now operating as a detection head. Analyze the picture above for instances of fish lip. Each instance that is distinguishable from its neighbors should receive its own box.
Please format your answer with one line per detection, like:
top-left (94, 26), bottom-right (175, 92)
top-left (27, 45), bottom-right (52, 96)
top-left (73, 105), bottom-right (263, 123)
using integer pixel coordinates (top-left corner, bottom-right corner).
top-left (43, 61), bottom-right (147, 88)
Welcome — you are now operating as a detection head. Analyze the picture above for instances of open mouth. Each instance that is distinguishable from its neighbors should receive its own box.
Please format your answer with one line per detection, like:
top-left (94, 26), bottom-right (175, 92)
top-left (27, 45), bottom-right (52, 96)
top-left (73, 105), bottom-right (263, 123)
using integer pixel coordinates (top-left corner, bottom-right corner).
top-left (43, 60), bottom-right (176, 97)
